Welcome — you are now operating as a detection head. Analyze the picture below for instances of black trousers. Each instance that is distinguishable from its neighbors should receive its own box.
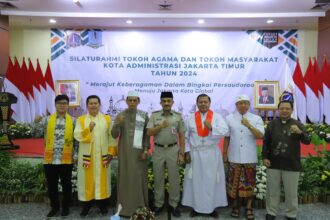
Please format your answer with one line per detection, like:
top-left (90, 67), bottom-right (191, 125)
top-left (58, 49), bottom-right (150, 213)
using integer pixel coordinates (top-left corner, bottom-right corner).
top-left (44, 164), bottom-right (73, 210)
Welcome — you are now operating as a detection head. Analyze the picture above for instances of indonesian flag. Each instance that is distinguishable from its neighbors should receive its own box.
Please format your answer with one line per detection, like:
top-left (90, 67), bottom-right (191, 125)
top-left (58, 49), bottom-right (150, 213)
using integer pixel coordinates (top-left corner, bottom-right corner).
top-left (322, 58), bottom-right (330, 124)
top-left (304, 58), bottom-right (319, 123)
top-left (4, 57), bottom-right (31, 122)
top-left (45, 60), bottom-right (56, 114)
top-left (28, 59), bottom-right (43, 117)
top-left (35, 59), bottom-right (47, 116)
top-left (3, 57), bottom-right (19, 120)
top-left (22, 58), bottom-right (35, 121)
top-left (292, 59), bottom-right (306, 124)
top-left (314, 57), bottom-right (323, 123)
top-left (280, 60), bottom-right (297, 119)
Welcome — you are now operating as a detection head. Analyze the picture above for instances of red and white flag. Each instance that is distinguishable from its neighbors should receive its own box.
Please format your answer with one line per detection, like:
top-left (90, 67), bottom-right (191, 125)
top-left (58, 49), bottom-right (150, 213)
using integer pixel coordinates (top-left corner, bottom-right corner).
top-left (4, 57), bottom-right (32, 122)
top-left (35, 59), bottom-right (47, 116)
top-left (3, 57), bottom-right (19, 121)
top-left (292, 59), bottom-right (306, 123)
top-left (280, 60), bottom-right (297, 119)
top-left (45, 60), bottom-right (56, 114)
top-left (321, 58), bottom-right (330, 124)
top-left (22, 58), bottom-right (35, 121)
top-left (304, 58), bottom-right (320, 123)
top-left (28, 59), bottom-right (43, 117)
top-left (314, 58), bottom-right (323, 123)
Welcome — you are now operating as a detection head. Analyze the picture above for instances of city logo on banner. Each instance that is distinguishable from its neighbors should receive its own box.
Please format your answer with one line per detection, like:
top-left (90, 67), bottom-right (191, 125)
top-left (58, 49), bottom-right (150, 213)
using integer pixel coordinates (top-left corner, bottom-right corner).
top-left (261, 31), bottom-right (278, 49)
top-left (87, 30), bottom-right (103, 48)
top-left (247, 29), bottom-right (298, 62)
top-left (51, 29), bottom-right (104, 61)
top-left (66, 32), bottom-right (81, 48)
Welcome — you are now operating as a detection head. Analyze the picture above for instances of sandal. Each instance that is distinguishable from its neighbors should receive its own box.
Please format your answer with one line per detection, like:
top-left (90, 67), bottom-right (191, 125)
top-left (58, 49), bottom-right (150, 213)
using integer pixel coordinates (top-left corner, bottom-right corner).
top-left (231, 208), bottom-right (239, 218)
top-left (245, 208), bottom-right (255, 220)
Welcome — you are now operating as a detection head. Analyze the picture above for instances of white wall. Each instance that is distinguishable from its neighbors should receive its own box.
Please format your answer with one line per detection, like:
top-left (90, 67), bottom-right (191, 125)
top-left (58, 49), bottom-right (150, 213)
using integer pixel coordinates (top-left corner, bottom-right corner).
top-left (10, 28), bottom-right (51, 72)
top-left (298, 29), bottom-right (318, 73)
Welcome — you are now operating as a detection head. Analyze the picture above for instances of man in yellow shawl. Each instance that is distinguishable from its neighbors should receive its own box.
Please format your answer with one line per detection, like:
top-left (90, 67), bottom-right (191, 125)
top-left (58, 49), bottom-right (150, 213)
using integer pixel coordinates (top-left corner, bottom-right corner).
top-left (74, 95), bottom-right (117, 217)
top-left (33, 94), bottom-right (75, 218)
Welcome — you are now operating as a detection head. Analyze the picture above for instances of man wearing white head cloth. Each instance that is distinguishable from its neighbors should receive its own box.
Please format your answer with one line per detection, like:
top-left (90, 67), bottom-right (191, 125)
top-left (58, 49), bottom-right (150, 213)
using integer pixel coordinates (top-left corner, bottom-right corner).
top-left (223, 94), bottom-right (264, 220)
top-left (111, 91), bottom-right (150, 217)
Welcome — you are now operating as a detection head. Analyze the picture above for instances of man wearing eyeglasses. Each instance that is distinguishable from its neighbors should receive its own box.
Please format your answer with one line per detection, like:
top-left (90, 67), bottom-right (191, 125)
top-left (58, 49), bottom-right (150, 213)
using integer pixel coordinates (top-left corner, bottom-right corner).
top-left (33, 94), bottom-right (76, 218)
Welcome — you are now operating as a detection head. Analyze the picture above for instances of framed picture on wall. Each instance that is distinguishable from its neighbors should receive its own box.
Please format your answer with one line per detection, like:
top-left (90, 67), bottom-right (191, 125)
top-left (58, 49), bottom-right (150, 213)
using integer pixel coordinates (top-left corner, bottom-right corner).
top-left (55, 80), bottom-right (80, 107)
top-left (254, 80), bottom-right (279, 109)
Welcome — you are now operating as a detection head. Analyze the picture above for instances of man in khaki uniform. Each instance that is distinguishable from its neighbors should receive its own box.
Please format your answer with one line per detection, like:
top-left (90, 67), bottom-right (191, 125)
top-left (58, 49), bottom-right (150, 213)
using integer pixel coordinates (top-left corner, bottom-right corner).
top-left (147, 91), bottom-right (185, 218)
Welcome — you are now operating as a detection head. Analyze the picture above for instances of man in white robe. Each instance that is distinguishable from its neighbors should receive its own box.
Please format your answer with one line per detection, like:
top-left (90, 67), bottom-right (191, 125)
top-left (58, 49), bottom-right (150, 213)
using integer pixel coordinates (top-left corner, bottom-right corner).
top-left (182, 94), bottom-right (229, 218)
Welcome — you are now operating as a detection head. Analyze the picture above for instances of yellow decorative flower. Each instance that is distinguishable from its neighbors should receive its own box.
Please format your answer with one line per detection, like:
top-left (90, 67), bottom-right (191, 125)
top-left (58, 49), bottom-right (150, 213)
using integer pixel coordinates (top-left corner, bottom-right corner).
top-left (321, 174), bottom-right (327, 181)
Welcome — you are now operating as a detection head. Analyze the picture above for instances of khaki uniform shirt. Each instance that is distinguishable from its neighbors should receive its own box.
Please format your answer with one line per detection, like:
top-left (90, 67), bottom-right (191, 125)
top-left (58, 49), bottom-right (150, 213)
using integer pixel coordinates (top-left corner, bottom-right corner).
top-left (147, 110), bottom-right (185, 145)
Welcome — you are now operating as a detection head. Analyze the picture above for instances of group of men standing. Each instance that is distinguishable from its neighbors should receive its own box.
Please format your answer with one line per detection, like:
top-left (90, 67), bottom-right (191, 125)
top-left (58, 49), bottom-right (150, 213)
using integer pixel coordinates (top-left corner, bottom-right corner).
top-left (36, 90), bottom-right (310, 220)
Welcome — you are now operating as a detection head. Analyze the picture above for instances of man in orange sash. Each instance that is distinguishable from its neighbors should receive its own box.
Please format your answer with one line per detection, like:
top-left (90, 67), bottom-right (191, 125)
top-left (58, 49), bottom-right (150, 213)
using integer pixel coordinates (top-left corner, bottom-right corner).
top-left (182, 94), bottom-right (229, 218)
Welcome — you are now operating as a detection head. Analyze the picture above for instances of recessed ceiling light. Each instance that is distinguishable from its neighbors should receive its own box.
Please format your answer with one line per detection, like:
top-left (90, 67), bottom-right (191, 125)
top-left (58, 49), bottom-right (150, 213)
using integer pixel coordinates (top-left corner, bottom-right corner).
top-left (73, 0), bottom-right (79, 3)
top-left (198, 19), bottom-right (205, 24)
top-left (49, 19), bottom-right (56, 24)
top-left (126, 20), bottom-right (133, 24)
top-left (267, 19), bottom-right (274, 24)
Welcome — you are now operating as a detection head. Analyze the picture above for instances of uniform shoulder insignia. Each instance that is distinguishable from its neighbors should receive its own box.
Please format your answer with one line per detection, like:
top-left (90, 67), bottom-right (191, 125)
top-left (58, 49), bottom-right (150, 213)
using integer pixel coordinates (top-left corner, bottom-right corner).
top-left (152, 110), bottom-right (161, 113)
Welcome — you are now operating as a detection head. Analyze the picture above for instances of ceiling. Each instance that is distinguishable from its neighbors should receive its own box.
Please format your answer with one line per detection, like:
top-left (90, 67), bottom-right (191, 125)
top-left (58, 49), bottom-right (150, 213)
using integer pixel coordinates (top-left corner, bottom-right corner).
top-left (0, 0), bottom-right (328, 29)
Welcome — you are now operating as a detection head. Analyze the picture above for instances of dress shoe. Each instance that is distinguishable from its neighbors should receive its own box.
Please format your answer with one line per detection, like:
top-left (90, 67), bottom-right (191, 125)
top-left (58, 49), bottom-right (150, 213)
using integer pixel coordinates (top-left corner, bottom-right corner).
top-left (190, 210), bottom-right (198, 217)
top-left (46, 208), bottom-right (59, 218)
top-left (152, 206), bottom-right (163, 216)
top-left (170, 206), bottom-right (181, 217)
top-left (61, 208), bottom-right (70, 217)
top-left (266, 213), bottom-right (276, 220)
top-left (80, 206), bottom-right (91, 218)
top-left (100, 207), bottom-right (108, 216)
top-left (285, 217), bottom-right (297, 220)
top-left (209, 210), bottom-right (219, 219)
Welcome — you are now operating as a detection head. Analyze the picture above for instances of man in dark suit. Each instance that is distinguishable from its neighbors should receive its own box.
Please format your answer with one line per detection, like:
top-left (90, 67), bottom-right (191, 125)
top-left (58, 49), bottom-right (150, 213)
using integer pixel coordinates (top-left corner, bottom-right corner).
top-left (259, 87), bottom-right (274, 104)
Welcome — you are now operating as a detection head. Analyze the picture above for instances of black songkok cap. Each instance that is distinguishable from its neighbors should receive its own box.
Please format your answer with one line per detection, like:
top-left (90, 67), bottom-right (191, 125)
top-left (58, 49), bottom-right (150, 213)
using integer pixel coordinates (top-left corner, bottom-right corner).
top-left (280, 91), bottom-right (294, 103)
top-left (160, 91), bottom-right (173, 99)
top-left (261, 86), bottom-right (269, 91)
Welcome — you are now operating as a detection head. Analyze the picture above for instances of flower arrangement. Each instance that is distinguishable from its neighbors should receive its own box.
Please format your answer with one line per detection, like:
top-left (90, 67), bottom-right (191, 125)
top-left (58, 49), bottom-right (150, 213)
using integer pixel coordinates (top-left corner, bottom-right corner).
top-left (130, 207), bottom-right (155, 220)
top-left (305, 123), bottom-right (330, 143)
top-left (7, 123), bottom-right (33, 139)
top-left (254, 165), bottom-right (267, 200)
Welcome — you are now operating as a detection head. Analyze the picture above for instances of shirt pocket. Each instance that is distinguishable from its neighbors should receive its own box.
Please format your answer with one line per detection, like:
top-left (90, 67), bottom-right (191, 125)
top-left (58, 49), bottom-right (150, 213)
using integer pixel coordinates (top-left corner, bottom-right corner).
top-left (154, 117), bottom-right (163, 126)
top-left (170, 119), bottom-right (180, 131)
